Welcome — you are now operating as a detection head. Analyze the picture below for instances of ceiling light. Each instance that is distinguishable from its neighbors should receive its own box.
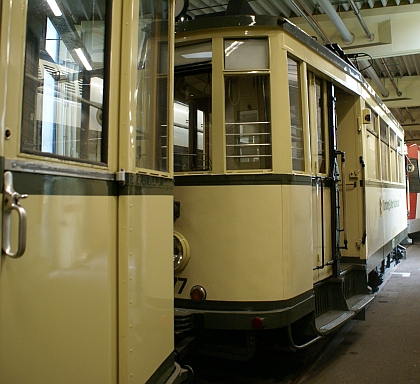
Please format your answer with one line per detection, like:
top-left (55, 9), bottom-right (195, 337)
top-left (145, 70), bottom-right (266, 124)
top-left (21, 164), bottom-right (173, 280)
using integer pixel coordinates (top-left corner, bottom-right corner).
top-left (46, 0), bottom-right (62, 17)
top-left (75, 48), bottom-right (92, 71)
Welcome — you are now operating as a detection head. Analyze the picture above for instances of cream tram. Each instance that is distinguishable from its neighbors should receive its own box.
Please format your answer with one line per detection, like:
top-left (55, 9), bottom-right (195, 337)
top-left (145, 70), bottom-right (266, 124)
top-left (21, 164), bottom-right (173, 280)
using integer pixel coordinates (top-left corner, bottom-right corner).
top-left (0, 0), bottom-right (187, 383)
top-left (173, 14), bottom-right (407, 359)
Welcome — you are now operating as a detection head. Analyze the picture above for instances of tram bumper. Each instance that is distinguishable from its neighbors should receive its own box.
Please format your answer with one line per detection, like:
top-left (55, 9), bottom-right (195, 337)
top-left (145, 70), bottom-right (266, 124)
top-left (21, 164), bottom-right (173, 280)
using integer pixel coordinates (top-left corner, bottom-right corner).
top-left (174, 293), bottom-right (315, 332)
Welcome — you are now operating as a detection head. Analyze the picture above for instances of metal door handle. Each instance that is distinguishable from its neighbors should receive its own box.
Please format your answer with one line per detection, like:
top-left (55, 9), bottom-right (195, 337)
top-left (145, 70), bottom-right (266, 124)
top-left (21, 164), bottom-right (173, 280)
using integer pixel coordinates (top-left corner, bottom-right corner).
top-left (2, 171), bottom-right (28, 258)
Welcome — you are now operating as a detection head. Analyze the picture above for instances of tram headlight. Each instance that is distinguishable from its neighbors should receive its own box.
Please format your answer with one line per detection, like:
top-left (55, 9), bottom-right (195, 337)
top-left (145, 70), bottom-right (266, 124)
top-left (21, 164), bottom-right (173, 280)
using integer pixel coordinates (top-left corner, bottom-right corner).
top-left (174, 231), bottom-right (190, 272)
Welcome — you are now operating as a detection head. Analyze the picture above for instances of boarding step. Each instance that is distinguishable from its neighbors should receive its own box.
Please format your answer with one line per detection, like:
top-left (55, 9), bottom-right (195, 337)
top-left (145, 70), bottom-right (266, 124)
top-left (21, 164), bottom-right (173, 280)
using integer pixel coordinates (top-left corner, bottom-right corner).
top-left (315, 310), bottom-right (355, 335)
top-left (346, 294), bottom-right (375, 312)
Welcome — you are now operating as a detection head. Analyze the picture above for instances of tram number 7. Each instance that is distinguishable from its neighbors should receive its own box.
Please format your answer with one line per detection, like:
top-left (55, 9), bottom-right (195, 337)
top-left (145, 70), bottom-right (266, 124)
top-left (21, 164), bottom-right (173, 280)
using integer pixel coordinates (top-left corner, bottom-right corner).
top-left (174, 277), bottom-right (187, 294)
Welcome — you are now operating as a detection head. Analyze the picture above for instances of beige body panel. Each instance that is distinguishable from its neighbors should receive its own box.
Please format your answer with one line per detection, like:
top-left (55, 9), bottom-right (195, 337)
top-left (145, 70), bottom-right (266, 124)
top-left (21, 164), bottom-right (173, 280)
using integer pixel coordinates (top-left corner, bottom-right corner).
top-left (119, 195), bottom-right (174, 383)
top-left (0, 195), bottom-right (117, 383)
top-left (174, 184), bottom-right (314, 302)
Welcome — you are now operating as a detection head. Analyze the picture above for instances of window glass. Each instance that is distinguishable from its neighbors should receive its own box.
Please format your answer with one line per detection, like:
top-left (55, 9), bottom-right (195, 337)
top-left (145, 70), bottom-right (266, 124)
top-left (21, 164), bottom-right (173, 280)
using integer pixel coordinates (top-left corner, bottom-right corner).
top-left (288, 57), bottom-right (304, 171)
top-left (365, 104), bottom-right (378, 135)
top-left (136, 2), bottom-right (170, 172)
top-left (224, 39), bottom-right (268, 70)
top-left (225, 75), bottom-right (271, 170)
top-left (22, 0), bottom-right (108, 163)
top-left (174, 65), bottom-right (212, 172)
top-left (380, 119), bottom-right (388, 181)
top-left (365, 132), bottom-right (378, 180)
top-left (409, 158), bottom-right (420, 193)
top-left (397, 137), bottom-right (403, 183)
top-left (389, 129), bottom-right (396, 182)
top-left (315, 78), bottom-right (326, 174)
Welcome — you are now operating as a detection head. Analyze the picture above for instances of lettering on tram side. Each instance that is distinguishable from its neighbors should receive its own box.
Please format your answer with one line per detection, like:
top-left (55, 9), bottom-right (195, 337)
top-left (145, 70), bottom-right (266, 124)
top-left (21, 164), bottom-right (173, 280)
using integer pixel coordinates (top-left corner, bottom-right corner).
top-left (383, 199), bottom-right (400, 211)
top-left (174, 277), bottom-right (187, 294)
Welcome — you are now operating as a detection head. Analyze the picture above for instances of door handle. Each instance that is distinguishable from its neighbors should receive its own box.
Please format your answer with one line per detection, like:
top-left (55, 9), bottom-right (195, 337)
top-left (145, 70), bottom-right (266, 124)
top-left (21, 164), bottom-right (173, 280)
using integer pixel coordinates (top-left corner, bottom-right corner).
top-left (2, 171), bottom-right (28, 258)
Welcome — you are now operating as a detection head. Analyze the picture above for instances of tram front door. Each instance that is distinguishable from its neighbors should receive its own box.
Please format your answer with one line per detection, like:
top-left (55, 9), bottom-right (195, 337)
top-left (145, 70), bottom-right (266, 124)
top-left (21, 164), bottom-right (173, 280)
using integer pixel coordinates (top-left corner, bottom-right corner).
top-left (0, 1), bottom-right (175, 383)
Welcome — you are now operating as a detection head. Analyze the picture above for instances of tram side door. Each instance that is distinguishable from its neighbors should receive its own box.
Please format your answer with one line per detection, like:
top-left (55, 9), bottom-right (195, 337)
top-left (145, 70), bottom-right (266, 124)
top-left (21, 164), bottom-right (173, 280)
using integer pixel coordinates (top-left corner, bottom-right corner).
top-left (308, 74), bottom-right (333, 275)
top-left (0, 1), bottom-right (119, 383)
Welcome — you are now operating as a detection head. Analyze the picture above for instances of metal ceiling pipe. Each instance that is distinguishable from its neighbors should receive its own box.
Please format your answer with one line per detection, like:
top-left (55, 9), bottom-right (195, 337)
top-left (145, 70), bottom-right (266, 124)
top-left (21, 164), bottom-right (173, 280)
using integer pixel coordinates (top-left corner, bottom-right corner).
top-left (380, 58), bottom-right (402, 97)
top-left (359, 60), bottom-right (389, 98)
top-left (392, 108), bottom-right (405, 124)
top-left (287, 0), bottom-right (332, 44)
top-left (316, 0), bottom-right (354, 44)
top-left (406, 107), bottom-right (416, 123)
top-left (347, 0), bottom-right (374, 41)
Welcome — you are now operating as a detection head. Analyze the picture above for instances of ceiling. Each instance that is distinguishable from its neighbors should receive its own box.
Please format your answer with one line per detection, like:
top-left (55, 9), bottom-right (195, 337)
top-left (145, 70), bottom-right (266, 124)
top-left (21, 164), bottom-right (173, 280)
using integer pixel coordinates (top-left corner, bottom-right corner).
top-left (182, 0), bottom-right (420, 143)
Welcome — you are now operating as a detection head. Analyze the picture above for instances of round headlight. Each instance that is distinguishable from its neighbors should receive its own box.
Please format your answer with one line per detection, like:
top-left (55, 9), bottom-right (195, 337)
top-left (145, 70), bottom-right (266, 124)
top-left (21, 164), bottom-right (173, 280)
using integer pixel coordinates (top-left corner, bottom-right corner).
top-left (174, 231), bottom-right (190, 272)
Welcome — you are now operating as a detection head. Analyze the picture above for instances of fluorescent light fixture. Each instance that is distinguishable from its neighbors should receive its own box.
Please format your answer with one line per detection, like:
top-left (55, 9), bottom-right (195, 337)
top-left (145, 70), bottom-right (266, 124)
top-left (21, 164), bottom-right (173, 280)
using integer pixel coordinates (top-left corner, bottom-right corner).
top-left (182, 52), bottom-right (212, 59)
top-left (75, 48), bottom-right (92, 71)
top-left (46, 0), bottom-right (62, 17)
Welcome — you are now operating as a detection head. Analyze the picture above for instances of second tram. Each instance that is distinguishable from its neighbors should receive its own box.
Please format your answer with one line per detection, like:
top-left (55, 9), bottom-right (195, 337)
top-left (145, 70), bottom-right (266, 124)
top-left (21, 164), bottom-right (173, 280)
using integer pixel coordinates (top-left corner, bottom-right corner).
top-left (172, 14), bottom-right (407, 359)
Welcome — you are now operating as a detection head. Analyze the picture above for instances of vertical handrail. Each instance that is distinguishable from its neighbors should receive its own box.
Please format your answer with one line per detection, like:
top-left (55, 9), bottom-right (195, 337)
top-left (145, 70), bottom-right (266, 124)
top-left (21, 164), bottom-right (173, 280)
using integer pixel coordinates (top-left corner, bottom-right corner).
top-left (337, 151), bottom-right (348, 250)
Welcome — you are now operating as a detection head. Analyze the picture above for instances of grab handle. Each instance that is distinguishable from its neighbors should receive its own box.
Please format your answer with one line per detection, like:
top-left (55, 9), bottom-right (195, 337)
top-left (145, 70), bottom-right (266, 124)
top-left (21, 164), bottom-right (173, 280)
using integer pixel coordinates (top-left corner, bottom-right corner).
top-left (2, 171), bottom-right (28, 258)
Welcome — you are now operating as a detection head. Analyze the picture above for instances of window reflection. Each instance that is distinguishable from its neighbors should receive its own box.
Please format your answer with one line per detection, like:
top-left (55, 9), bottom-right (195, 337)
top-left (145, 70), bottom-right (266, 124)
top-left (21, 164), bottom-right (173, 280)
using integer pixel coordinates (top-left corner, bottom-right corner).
top-left (21, 0), bottom-right (107, 163)
top-left (136, 2), bottom-right (170, 172)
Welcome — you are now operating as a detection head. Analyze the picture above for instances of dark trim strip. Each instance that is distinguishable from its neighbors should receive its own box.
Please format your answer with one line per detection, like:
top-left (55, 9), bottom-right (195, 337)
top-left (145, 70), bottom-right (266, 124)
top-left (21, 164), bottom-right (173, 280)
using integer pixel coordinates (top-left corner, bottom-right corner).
top-left (120, 173), bottom-right (174, 196)
top-left (14, 171), bottom-right (117, 196)
top-left (175, 173), bottom-right (311, 186)
top-left (175, 290), bottom-right (315, 330)
top-left (11, 170), bottom-right (172, 196)
top-left (175, 289), bottom-right (313, 312)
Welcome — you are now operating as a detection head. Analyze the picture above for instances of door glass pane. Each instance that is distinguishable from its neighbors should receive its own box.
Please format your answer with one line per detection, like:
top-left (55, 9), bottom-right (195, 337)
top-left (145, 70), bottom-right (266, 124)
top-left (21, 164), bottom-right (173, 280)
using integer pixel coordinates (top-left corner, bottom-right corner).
top-left (136, 2), bottom-right (170, 172)
top-left (21, 0), bottom-right (108, 163)
top-left (174, 69), bottom-right (212, 172)
top-left (315, 78), bottom-right (326, 174)
top-left (288, 57), bottom-right (304, 171)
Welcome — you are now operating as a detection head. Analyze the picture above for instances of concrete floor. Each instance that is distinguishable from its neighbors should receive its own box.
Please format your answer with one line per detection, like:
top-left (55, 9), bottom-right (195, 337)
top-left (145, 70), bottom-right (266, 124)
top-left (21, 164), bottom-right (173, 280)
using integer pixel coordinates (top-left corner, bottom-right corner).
top-left (297, 235), bottom-right (420, 383)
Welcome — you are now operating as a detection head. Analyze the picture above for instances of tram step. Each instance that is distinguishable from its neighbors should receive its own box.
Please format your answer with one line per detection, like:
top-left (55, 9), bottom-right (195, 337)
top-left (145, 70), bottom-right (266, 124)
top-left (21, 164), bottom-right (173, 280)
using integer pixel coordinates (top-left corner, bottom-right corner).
top-left (346, 294), bottom-right (375, 312)
top-left (315, 310), bottom-right (355, 335)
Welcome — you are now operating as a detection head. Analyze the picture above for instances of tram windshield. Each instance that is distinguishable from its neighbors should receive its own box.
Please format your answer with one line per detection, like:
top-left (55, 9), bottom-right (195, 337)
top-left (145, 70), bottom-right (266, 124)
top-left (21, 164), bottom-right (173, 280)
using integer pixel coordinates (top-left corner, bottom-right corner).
top-left (21, 0), bottom-right (108, 163)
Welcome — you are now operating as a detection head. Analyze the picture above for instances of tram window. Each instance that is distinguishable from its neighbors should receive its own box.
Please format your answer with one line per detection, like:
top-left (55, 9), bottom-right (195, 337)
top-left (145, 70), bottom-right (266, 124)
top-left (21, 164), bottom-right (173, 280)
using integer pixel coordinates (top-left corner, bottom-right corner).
top-left (315, 79), bottom-right (326, 173)
top-left (288, 57), bottom-right (304, 172)
top-left (21, 0), bottom-right (108, 163)
top-left (175, 42), bottom-right (212, 67)
top-left (380, 119), bottom-right (389, 181)
top-left (389, 130), bottom-right (397, 182)
top-left (365, 104), bottom-right (378, 135)
top-left (225, 75), bottom-right (272, 170)
top-left (174, 54), bottom-right (212, 172)
top-left (397, 138), bottom-right (404, 184)
top-left (365, 132), bottom-right (379, 180)
top-left (136, 3), bottom-right (170, 172)
top-left (224, 39), bottom-right (268, 70)
top-left (409, 158), bottom-right (420, 193)
top-left (364, 105), bottom-right (379, 180)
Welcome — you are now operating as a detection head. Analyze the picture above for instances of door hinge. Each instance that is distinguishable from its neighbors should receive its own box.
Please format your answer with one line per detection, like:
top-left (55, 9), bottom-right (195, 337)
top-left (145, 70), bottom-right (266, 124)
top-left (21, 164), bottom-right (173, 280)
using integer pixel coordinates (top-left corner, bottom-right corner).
top-left (115, 169), bottom-right (126, 185)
